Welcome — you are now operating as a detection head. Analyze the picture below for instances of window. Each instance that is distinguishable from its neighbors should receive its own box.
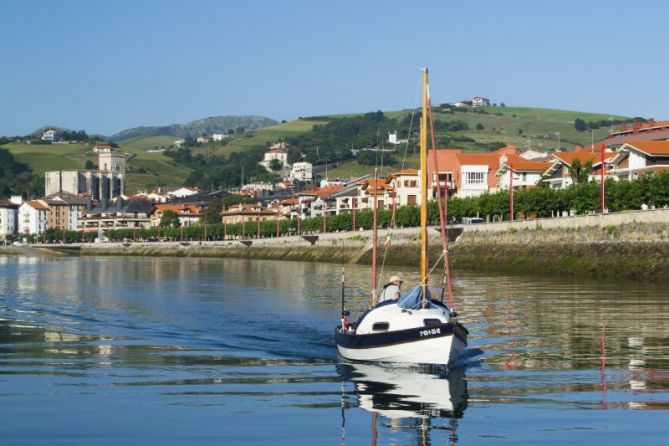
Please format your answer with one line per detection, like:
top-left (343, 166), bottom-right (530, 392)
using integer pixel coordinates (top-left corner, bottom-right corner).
top-left (464, 172), bottom-right (485, 184)
top-left (372, 322), bottom-right (389, 331)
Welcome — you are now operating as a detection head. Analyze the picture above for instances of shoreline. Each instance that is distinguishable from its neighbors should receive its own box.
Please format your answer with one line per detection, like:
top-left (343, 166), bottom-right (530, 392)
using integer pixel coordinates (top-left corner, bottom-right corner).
top-left (3, 209), bottom-right (669, 282)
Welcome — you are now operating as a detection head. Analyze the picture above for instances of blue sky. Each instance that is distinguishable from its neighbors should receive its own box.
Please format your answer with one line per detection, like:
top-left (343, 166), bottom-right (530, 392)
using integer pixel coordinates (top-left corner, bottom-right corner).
top-left (1, 0), bottom-right (667, 136)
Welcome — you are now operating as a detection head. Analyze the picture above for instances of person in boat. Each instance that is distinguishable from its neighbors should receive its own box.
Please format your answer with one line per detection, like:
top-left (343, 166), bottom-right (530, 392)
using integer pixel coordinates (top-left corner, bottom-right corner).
top-left (340, 310), bottom-right (351, 332)
top-left (380, 275), bottom-right (403, 302)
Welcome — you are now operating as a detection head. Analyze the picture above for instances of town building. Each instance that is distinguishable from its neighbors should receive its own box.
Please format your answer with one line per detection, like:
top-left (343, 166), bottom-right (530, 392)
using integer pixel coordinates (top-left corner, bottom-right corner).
top-left (0, 199), bottom-right (19, 240)
top-left (148, 204), bottom-right (202, 227)
top-left (607, 140), bottom-right (669, 181)
top-left (290, 162), bottom-right (313, 182)
top-left (259, 147), bottom-right (289, 175)
top-left (169, 187), bottom-right (199, 198)
top-left (18, 200), bottom-right (48, 236)
top-left (388, 169), bottom-right (420, 206)
top-left (427, 145), bottom-right (523, 198)
top-left (542, 147), bottom-right (614, 188)
top-left (39, 192), bottom-right (89, 231)
top-left (604, 119), bottom-right (669, 147)
top-left (496, 155), bottom-right (553, 191)
top-left (357, 178), bottom-right (394, 210)
top-left (196, 134), bottom-right (212, 144)
top-left (220, 203), bottom-right (281, 225)
top-left (79, 198), bottom-right (152, 232)
top-left (310, 185), bottom-right (344, 217)
top-left (92, 144), bottom-right (113, 153)
top-left (45, 150), bottom-right (125, 201)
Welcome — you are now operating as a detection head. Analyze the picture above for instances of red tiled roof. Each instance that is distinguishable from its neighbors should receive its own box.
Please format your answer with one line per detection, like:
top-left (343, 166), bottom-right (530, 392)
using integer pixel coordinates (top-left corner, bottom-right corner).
top-left (25, 200), bottom-right (48, 210)
top-left (623, 140), bottom-right (669, 156)
top-left (150, 204), bottom-right (202, 216)
top-left (500, 154), bottom-right (553, 172)
top-left (552, 151), bottom-right (613, 166)
top-left (315, 185), bottom-right (344, 199)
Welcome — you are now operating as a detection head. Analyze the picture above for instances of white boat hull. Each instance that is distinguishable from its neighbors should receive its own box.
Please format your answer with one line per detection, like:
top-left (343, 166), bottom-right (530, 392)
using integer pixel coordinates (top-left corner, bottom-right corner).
top-left (336, 326), bottom-right (466, 366)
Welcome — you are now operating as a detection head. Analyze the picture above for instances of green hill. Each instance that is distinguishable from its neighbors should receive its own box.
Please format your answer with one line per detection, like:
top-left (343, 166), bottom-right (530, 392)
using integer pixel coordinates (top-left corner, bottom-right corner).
top-left (0, 105), bottom-right (634, 196)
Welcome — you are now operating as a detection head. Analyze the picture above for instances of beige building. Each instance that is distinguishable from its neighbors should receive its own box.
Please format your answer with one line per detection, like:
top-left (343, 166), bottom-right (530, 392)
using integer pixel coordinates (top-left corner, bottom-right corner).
top-left (220, 204), bottom-right (280, 225)
top-left (45, 150), bottom-right (125, 201)
top-left (38, 193), bottom-right (89, 231)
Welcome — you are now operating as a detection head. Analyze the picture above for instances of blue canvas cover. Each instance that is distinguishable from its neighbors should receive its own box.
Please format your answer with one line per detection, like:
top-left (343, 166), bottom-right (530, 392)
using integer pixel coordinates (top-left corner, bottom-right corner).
top-left (398, 285), bottom-right (433, 309)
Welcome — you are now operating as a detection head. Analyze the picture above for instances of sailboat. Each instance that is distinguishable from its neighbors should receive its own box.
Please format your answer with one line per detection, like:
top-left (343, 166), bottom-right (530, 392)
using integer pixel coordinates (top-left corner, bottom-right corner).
top-left (335, 68), bottom-right (468, 365)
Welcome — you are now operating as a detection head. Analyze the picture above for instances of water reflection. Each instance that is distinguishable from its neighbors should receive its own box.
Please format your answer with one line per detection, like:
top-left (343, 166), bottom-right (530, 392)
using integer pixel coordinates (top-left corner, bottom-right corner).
top-left (1, 256), bottom-right (669, 444)
top-left (338, 362), bottom-right (467, 445)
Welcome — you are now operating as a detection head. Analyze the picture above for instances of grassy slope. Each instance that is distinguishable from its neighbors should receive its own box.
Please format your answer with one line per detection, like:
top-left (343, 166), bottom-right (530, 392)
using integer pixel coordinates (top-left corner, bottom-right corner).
top-left (3, 141), bottom-right (193, 194)
top-left (439, 106), bottom-right (629, 151)
top-left (2, 107), bottom-right (634, 192)
top-left (119, 135), bottom-right (183, 150)
top-left (205, 119), bottom-right (328, 157)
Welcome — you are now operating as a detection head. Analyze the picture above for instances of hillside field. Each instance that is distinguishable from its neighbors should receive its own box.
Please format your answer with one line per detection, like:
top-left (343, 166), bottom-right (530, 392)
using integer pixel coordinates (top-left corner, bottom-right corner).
top-left (1, 106), bottom-right (634, 194)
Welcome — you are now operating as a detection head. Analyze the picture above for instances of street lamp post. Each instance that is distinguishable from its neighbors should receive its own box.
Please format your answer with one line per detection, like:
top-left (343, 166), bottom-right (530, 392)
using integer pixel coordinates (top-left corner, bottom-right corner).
top-left (555, 132), bottom-right (560, 151)
top-left (509, 164), bottom-right (514, 222)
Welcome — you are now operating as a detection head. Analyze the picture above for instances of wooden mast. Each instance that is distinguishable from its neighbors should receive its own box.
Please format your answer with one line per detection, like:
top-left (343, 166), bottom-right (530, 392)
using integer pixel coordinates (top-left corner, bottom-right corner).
top-left (371, 167), bottom-right (379, 307)
top-left (420, 68), bottom-right (429, 307)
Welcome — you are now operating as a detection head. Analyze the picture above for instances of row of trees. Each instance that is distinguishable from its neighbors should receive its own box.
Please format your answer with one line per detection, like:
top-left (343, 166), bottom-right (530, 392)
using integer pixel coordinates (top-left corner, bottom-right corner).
top-left (32, 172), bottom-right (669, 244)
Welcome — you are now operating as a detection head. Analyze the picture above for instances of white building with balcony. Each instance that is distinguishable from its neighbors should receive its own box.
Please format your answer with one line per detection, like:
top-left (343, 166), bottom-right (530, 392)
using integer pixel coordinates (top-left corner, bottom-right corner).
top-left (18, 201), bottom-right (48, 236)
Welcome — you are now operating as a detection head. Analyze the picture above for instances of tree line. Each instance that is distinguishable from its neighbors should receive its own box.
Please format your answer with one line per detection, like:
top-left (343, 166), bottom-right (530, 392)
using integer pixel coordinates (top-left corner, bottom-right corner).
top-left (28, 171), bottom-right (669, 244)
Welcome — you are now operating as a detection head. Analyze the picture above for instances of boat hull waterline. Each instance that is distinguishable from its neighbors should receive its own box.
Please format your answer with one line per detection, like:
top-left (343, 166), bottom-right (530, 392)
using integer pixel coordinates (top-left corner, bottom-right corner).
top-left (336, 322), bottom-right (467, 365)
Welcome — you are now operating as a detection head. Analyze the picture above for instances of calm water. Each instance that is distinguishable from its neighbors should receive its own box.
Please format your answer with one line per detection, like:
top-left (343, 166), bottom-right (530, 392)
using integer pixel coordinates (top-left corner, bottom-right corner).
top-left (1, 255), bottom-right (668, 445)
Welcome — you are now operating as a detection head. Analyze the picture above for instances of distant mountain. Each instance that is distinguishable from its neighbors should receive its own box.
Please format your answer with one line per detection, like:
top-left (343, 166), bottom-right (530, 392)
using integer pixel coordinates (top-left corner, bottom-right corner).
top-left (108, 115), bottom-right (278, 142)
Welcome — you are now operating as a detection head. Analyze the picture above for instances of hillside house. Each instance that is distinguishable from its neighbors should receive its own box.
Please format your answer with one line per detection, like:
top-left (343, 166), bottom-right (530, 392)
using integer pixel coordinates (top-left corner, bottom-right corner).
top-left (259, 147), bottom-right (289, 176)
top-left (92, 145), bottom-right (113, 153)
top-left (541, 148), bottom-right (614, 189)
top-left (290, 162), bottom-right (313, 182)
top-left (607, 140), bottom-right (669, 181)
top-left (472, 96), bottom-right (491, 107)
top-left (41, 129), bottom-right (63, 143)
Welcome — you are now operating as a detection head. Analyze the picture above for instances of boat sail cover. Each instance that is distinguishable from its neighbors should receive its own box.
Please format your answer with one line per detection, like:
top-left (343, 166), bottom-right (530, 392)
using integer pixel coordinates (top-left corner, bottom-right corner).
top-left (398, 285), bottom-right (435, 310)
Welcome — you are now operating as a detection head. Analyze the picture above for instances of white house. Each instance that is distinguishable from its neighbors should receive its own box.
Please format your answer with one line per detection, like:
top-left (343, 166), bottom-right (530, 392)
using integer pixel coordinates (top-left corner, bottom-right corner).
top-left (290, 162), bottom-right (313, 182)
top-left (18, 200), bottom-right (48, 236)
top-left (387, 169), bottom-right (421, 206)
top-left (169, 187), bottom-right (199, 198)
top-left (388, 131), bottom-right (409, 146)
top-left (92, 144), bottom-right (113, 153)
top-left (240, 182), bottom-right (274, 197)
top-left (196, 135), bottom-right (212, 144)
top-left (472, 96), bottom-right (491, 107)
top-left (41, 129), bottom-right (62, 142)
top-left (0, 200), bottom-right (19, 240)
top-left (496, 155), bottom-right (552, 191)
top-left (259, 147), bottom-right (289, 175)
top-left (212, 133), bottom-right (228, 141)
top-left (607, 140), bottom-right (669, 181)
